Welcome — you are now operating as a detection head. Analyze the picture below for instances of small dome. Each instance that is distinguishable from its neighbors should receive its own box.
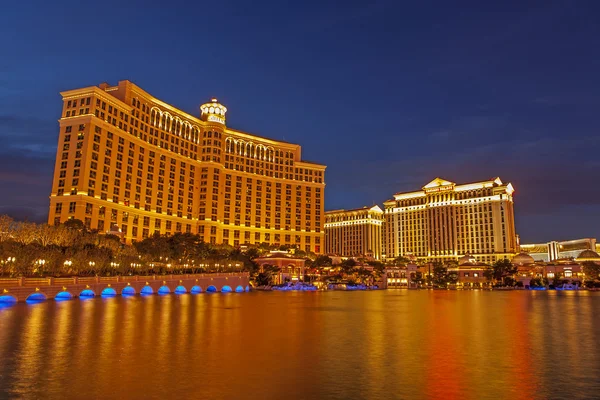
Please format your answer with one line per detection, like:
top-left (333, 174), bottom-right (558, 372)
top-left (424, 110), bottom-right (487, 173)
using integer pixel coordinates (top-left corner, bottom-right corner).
top-left (576, 250), bottom-right (600, 261)
top-left (458, 254), bottom-right (476, 266)
top-left (511, 252), bottom-right (535, 265)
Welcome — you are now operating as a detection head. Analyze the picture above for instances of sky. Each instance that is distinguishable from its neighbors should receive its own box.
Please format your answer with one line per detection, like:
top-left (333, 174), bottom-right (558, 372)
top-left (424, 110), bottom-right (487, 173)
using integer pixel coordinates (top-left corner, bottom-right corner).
top-left (0, 0), bottom-right (599, 243)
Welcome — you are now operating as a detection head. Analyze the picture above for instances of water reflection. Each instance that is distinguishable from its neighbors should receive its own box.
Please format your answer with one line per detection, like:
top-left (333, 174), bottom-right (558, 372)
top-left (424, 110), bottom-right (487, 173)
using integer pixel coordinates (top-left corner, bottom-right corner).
top-left (0, 291), bottom-right (599, 399)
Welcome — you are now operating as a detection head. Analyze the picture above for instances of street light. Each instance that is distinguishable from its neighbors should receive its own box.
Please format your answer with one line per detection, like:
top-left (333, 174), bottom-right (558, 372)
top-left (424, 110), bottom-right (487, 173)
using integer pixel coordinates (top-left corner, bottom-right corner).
top-left (89, 261), bottom-right (96, 267)
top-left (34, 259), bottom-right (46, 273)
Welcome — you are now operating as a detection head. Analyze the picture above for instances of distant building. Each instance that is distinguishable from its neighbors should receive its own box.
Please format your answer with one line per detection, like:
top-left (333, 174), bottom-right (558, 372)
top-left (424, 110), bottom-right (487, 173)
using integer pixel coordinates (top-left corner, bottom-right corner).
top-left (324, 205), bottom-right (384, 260)
top-left (254, 251), bottom-right (307, 284)
top-left (520, 238), bottom-right (597, 262)
top-left (384, 265), bottom-right (410, 288)
top-left (451, 254), bottom-right (491, 288)
top-left (383, 177), bottom-right (517, 264)
top-left (512, 251), bottom-right (595, 286)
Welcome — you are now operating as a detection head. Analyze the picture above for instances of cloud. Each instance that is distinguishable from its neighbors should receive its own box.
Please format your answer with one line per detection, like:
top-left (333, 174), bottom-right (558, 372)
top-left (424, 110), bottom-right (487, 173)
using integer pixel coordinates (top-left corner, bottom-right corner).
top-left (327, 129), bottom-right (600, 217)
top-left (0, 113), bottom-right (58, 157)
top-left (533, 96), bottom-right (566, 106)
top-left (289, 0), bottom-right (392, 34)
top-left (0, 149), bottom-right (53, 223)
top-left (0, 206), bottom-right (47, 223)
top-left (429, 130), bottom-right (451, 140)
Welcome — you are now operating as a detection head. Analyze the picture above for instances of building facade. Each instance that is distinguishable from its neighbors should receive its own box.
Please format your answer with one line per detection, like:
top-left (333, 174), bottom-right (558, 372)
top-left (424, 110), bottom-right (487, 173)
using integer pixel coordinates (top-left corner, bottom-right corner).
top-left (254, 251), bottom-right (307, 284)
top-left (324, 205), bottom-right (383, 260)
top-left (383, 177), bottom-right (517, 264)
top-left (520, 238), bottom-right (597, 262)
top-left (48, 80), bottom-right (326, 252)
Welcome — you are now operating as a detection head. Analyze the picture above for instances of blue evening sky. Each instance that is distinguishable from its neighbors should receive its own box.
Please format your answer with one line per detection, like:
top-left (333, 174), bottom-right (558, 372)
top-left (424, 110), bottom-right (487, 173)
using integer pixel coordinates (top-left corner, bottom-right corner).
top-left (0, 0), bottom-right (599, 243)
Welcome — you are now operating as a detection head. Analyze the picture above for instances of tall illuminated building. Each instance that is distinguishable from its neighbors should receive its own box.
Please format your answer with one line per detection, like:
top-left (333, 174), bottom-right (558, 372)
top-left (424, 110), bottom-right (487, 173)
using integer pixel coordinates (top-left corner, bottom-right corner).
top-left (324, 206), bottom-right (384, 260)
top-left (383, 177), bottom-right (517, 264)
top-left (48, 80), bottom-right (326, 252)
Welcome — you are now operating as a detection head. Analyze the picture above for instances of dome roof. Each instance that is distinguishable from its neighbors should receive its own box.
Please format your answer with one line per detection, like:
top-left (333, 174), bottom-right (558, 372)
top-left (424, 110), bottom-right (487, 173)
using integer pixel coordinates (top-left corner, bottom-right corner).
top-left (576, 250), bottom-right (600, 261)
top-left (511, 252), bottom-right (535, 265)
top-left (458, 254), bottom-right (476, 266)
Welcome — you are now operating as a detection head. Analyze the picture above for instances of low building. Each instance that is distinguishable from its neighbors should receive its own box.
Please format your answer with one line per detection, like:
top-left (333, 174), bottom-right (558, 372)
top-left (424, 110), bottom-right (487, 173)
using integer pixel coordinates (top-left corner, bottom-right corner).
top-left (511, 252), bottom-right (537, 285)
top-left (385, 264), bottom-right (419, 288)
top-left (520, 238), bottom-right (597, 262)
top-left (513, 251), bottom-right (591, 285)
top-left (452, 254), bottom-right (490, 288)
top-left (575, 249), bottom-right (600, 264)
top-left (542, 261), bottom-right (584, 281)
top-left (385, 266), bottom-right (408, 288)
top-left (254, 251), bottom-right (306, 284)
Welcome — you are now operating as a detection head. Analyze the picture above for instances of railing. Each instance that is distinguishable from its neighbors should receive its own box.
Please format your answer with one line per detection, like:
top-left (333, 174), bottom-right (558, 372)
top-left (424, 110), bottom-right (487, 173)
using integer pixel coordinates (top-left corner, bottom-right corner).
top-left (0, 272), bottom-right (248, 288)
top-left (0, 278), bottom-right (18, 286)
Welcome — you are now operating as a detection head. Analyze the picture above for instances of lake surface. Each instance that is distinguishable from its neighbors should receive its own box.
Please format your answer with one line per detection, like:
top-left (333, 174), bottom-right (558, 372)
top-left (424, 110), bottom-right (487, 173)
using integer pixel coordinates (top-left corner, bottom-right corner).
top-left (1, 290), bottom-right (599, 399)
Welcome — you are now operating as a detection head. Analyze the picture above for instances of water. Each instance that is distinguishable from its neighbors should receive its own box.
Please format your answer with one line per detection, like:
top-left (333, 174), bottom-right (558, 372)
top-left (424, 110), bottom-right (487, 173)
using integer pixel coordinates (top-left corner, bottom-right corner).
top-left (1, 290), bottom-right (599, 399)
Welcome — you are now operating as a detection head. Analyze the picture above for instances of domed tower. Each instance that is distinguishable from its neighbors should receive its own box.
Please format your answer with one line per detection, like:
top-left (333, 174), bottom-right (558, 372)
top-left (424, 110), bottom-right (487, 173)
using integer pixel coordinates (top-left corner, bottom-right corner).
top-left (576, 250), bottom-right (600, 264)
top-left (200, 98), bottom-right (228, 125)
top-left (511, 252), bottom-right (535, 266)
top-left (198, 98), bottom-right (227, 163)
top-left (197, 98), bottom-right (228, 244)
top-left (458, 254), bottom-right (477, 266)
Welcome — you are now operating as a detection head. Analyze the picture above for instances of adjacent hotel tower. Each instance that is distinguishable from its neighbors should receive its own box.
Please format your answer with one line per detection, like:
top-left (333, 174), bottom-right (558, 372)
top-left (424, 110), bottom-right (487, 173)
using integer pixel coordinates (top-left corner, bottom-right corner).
top-left (48, 81), bottom-right (326, 252)
top-left (383, 178), bottom-right (517, 264)
top-left (324, 206), bottom-right (384, 260)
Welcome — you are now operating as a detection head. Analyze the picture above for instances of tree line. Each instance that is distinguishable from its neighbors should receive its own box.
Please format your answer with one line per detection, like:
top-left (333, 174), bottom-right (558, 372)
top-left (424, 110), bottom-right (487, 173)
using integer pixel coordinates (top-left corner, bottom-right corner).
top-left (2, 215), bottom-right (598, 287)
top-left (0, 216), bottom-right (279, 278)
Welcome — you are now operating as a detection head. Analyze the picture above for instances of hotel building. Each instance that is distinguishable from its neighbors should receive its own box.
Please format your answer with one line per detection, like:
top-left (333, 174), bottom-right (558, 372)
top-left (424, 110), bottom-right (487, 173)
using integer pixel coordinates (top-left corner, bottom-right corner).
top-left (520, 238), bottom-right (597, 262)
top-left (324, 205), bottom-right (384, 260)
top-left (383, 177), bottom-right (517, 264)
top-left (48, 80), bottom-right (326, 252)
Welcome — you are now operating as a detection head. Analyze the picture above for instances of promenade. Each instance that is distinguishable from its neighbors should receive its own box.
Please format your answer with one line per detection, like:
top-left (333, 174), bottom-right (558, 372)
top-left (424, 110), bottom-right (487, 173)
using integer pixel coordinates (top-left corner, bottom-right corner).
top-left (0, 272), bottom-right (250, 302)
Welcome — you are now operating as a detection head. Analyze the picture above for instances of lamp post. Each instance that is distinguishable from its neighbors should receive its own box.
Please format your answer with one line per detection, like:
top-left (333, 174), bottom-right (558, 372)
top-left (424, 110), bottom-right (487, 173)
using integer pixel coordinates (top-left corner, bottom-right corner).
top-left (34, 259), bottom-right (46, 275)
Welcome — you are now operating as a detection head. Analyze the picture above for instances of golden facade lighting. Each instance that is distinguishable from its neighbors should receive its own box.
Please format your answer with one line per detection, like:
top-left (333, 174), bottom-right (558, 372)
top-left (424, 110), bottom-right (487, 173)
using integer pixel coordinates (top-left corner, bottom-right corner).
top-left (383, 177), bottom-right (517, 264)
top-left (325, 205), bottom-right (383, 260)
top-left (48, 80), bottom-right (326, 253)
